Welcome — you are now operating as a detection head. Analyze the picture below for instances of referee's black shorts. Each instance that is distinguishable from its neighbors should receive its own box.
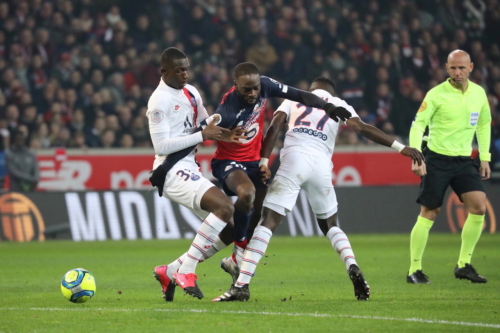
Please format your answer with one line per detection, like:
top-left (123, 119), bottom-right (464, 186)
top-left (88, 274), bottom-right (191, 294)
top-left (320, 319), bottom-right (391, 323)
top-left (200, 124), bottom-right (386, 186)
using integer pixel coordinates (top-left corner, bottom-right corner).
top-left (417, 149), bottom-right (485, 209)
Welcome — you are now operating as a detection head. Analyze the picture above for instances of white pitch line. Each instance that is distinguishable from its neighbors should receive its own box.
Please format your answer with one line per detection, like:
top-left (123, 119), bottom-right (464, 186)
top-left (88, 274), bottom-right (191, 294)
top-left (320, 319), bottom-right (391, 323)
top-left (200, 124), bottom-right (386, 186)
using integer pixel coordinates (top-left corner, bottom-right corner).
top-left (1, 307), bottom-right (499, 329)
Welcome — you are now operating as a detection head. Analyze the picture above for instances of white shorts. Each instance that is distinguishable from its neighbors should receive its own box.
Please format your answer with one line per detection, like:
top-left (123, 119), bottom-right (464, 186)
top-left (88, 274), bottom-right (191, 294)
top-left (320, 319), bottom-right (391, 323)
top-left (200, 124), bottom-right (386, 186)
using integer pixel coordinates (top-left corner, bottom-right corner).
top-left (163, 166), bottom-right (214, 220)
top-left (264, 150), bottom-right (338, 219)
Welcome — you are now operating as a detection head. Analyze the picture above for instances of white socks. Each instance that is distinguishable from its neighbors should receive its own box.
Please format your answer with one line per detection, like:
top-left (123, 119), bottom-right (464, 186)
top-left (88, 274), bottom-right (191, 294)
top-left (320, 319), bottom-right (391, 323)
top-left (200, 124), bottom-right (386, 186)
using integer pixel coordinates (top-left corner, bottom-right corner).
top-left (177, 213), bottom-right (226, 274)
top-left (327, 226), bottom-right (357, 270)
top-left (235, 225), bottom-right (273, 287)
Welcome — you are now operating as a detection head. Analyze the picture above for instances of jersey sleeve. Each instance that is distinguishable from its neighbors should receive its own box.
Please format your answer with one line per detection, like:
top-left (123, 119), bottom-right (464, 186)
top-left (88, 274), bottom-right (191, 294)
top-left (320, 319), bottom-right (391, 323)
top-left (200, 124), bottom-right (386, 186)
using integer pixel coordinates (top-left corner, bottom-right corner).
top-left (275, 99), bottom-right (292, 122)
top-left (262, 76), bottom-right (330, 109)
top-left (476, 89), bottom-right (492, 162)
top-left (214, 102), bottom-right (232, 128)
top-left (409, 88), bottom-right (438, 151)
top-left (147, 99), bottom-right (171, 134)
top-left (147, 96), bottom-right (203, 155)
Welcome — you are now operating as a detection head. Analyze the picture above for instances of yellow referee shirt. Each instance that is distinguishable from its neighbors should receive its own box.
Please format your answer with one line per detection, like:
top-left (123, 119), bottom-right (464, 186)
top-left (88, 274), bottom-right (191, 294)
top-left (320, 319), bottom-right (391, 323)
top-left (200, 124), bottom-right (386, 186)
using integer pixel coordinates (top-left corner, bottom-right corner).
top-left (409, 79), bottom-right (491, 162)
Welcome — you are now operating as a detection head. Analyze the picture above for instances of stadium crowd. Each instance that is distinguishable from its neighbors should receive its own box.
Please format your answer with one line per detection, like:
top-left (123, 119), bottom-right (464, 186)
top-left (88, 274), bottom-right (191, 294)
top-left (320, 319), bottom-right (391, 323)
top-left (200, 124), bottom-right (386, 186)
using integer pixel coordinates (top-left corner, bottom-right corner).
top-left (0, 0), bottom-right (499, 163)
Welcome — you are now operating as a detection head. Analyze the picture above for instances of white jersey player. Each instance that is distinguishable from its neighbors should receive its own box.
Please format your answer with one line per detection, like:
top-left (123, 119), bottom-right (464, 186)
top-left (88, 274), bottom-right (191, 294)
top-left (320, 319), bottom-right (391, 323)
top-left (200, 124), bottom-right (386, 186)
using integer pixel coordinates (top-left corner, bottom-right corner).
top-left (149, 48), bottom-right (241, 302)
top-left (213, 77), bottom-right (424, 302)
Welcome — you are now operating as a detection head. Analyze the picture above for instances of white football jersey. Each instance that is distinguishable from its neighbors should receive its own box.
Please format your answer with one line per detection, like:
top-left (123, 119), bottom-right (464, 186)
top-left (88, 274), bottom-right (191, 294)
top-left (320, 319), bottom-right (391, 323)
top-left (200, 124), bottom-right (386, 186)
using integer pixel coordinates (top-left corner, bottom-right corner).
top-left (276, 89), bottom-right (358, 158)
top-left (147, 79), bottom-right (208, 169)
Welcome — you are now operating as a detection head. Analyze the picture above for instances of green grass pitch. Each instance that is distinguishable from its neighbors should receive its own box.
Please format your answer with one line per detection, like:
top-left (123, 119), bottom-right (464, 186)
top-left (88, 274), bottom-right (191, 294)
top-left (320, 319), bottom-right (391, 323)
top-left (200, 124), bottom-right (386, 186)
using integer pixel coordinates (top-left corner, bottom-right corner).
top-left (1, 234), bottom-right (499, 332)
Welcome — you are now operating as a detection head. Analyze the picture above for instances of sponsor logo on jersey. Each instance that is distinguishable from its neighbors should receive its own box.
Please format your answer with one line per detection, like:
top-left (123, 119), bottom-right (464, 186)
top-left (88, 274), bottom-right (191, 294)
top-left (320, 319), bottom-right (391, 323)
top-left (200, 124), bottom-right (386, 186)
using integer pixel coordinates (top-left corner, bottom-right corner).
top-left (292, 127), bottom-right (328, 141)
top-left (152, 110), bottom-right (164, 124)
top-left (469, 112), bottom-right (479, 126)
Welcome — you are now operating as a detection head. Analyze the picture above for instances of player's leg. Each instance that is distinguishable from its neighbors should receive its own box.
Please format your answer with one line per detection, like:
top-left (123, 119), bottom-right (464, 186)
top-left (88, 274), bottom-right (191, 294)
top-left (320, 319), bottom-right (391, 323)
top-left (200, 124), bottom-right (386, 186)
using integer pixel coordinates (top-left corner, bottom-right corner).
top-left (155, 200), bottom-right (234, 302)
top-left (212, 164), bottom-right (301, 302)
top-left (408, 151), bottom-right (451, 283)
top-left (223, 169), bottom-right (256, 266)
top-left (316, 213), bottom-right (370, 301)
top-left (172, 186), bottom-right (234, 298)
top-left (246, 187), bottom-right (268, 241)
top-left (220, 186), bottom-right (268, 284)
top-left (303, 157), bottom-right (370, 301)
top-left (212, 207), bottom-right (285, 302)
top-left (451, 161), bottom-right (488, 283)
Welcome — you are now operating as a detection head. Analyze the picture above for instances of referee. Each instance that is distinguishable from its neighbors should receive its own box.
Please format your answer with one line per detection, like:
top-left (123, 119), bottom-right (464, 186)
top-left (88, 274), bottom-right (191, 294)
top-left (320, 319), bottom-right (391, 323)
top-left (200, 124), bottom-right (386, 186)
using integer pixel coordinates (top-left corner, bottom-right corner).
top-left (407, 50), bottom-right (491, 284)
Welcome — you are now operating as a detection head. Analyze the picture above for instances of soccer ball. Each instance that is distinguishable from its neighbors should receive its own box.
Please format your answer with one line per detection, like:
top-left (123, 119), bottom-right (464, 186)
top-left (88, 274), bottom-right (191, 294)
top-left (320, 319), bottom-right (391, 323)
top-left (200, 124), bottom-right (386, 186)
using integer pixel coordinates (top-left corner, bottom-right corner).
top-left (60, 268), bottom-right (96, 303)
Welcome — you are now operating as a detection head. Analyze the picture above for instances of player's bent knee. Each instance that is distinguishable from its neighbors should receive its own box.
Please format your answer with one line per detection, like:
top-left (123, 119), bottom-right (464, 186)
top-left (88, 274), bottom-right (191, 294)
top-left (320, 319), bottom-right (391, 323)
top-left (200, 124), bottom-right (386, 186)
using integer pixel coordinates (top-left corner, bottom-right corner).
top-left (236, 188), bottom-right (255, 211)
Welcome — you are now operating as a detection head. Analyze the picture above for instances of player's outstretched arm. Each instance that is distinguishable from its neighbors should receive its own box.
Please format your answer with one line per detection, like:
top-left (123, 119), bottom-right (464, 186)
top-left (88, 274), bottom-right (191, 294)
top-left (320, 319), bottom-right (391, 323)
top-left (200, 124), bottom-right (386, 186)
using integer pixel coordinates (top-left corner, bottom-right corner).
top-left (346, 117), bottom-right (425, 166)
top-left (281, 87), bottom-right (351, 122)
top-left (263, 77), bottom-right (351, 122)
top-left (258, 111), bottom-right (288, 184)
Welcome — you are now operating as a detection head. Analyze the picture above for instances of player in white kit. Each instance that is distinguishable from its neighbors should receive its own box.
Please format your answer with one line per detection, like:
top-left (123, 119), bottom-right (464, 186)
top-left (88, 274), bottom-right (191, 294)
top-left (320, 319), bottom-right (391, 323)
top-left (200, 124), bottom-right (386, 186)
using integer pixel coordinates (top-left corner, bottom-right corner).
top-left (149, 48), bottom-right (242, 301)
top-left (213, 77), bottom-right (425, 302)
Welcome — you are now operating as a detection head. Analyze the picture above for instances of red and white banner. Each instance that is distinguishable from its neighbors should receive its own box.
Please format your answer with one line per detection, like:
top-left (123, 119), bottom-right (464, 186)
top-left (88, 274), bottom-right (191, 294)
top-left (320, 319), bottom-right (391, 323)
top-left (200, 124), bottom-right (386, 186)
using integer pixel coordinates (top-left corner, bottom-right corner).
top-left (35, 148), bottom-right (420, 191)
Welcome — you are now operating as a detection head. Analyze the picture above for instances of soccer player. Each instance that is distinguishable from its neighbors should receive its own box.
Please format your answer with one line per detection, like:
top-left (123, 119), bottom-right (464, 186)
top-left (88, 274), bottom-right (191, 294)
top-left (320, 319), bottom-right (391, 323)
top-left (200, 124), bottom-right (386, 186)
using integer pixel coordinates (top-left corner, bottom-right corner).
top-left (407, 50), bottom-right (491, 284)
top-left (211, 62), bottom-right (352, 280)
top-left (148, 47), bottom-right (240, 300)
top-left (212, 77), bottom-right (425, 302)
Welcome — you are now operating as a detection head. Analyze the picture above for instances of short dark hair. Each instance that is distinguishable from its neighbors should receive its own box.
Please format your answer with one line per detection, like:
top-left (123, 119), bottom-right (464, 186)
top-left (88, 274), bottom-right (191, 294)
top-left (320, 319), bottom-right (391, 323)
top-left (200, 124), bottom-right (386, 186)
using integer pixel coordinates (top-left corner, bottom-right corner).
top-left (311, 77), bottom-right (336, 94)
top-left (233, 62), bottom-right (259, 79)
top-left (160, 47), bottom-right (187, 67)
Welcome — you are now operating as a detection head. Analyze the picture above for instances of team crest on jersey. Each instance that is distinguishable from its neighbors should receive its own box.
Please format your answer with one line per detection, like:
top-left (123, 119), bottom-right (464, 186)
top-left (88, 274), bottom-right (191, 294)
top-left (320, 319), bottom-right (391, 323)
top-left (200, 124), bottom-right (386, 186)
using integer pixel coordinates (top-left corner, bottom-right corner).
top-left (151, 109), bottom-right (164, 124)
top-left (189, 96), bottom-right (197, 108)
top-left (190, 174), bottom-right (200, 181)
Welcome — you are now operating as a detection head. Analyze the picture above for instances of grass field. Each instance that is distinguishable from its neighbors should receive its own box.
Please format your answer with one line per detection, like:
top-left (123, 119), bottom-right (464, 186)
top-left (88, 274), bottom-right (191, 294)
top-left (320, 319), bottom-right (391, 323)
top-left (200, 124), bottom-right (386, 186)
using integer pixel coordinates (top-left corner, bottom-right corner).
top-left (1, 234), bottom-right (499, 333)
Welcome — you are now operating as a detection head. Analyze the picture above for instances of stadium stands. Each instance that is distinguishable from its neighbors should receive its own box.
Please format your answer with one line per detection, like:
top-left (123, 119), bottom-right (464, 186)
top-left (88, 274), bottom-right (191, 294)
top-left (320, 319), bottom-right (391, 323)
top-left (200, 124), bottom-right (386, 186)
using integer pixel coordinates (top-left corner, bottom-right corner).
top-left (0, 0), bottom-right (498, 166)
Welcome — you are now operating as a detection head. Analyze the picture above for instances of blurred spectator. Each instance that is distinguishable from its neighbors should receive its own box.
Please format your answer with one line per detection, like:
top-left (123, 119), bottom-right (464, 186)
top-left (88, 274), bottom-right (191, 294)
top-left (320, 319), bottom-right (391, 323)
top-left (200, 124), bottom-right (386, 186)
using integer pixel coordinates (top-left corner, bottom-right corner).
top-left (6, 130), bottom-right (39, 192)
top-left (0, 0), bottom-right (497, 150)
top-left (246, 35), bottom-right (278, 75)
top-left (338, 66), bottom-right (365, 110)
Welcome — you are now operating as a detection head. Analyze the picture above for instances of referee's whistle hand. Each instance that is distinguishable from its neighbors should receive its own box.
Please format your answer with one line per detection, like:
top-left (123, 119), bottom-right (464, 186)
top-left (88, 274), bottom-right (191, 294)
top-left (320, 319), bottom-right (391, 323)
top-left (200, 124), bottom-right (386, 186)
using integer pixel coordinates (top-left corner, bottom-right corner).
top-left (479, 161), bottom-right (491, 180)
top-left (411, 160), bottom-right (427, 177)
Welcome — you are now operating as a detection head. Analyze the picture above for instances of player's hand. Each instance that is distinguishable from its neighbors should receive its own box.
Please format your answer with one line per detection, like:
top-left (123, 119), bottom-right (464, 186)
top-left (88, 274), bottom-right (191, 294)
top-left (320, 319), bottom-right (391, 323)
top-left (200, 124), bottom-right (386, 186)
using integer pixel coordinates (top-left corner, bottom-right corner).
top-left (324, 103), bottom-right (351, 123)
top-left (201, 115), bottom-right (229, 141)
top-left (479, 161), bottom-right (491, 180)
top-left (411, 160), bottom-right (427, 176)
top-left (220, 127), bottom-right (247, 143)
top-left (259, 165), bottom-right (271, 185)
top-left (401, 147), bottom-right (425, 166)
